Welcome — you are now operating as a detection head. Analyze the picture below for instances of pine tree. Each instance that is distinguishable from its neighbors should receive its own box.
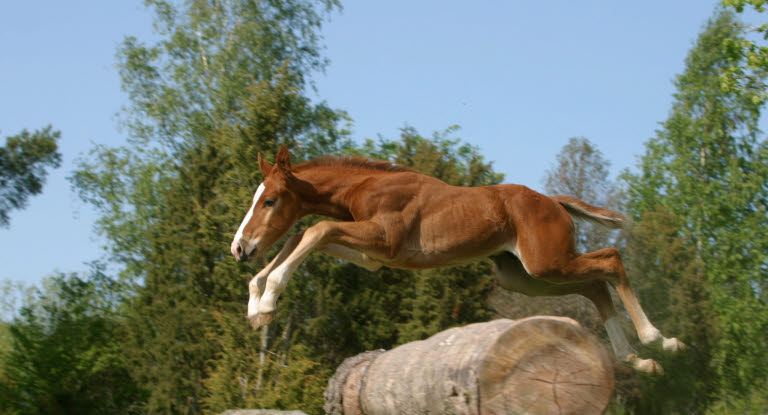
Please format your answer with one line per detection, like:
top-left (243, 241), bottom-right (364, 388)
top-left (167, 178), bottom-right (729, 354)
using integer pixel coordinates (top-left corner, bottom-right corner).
top-left (199, 69), bottom-right (350, 414)
top-left (623, 9), bottom-right (768, 412)
top-left (69, 2), bottom-right (510, 412)
top-left (71, 1), bottom-right (344, 413)
top-left (544, 137), bottom-right (621, 253)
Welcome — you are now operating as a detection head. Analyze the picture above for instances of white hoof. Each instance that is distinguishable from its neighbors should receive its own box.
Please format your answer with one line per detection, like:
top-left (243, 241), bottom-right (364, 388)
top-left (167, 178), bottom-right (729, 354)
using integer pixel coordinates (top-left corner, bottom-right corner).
top-left (662, 337), bottom-right (686, 353)
top-left (627, 354), bottom-right (664, 376)
top-left (640, 328), bottom-right (685, 354)
top-left (249, 312), bottom-right (275, 330)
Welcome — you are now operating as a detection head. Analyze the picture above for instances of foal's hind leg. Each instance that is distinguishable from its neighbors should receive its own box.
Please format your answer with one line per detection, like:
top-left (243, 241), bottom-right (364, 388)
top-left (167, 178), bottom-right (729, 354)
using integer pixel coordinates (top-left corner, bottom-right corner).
top-left (520, 248), bottom-right (685, 354)
top-left (578, 281), bottom-right (664, 374)
top-left (493, 253), bottom-right (664, 374)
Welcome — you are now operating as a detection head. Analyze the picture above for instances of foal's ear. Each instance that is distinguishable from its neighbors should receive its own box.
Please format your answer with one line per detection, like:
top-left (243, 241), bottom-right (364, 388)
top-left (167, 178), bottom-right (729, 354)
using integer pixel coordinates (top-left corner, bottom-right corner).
top-left (258, 153), bottom-right (273, 176)
top-left (276, 145), bottom-right (292, 171)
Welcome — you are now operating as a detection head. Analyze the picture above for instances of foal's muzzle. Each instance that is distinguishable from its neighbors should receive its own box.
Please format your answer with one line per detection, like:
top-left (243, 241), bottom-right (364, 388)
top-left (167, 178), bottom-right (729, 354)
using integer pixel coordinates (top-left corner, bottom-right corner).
top-left (231, 240), bottom-right (256, 262)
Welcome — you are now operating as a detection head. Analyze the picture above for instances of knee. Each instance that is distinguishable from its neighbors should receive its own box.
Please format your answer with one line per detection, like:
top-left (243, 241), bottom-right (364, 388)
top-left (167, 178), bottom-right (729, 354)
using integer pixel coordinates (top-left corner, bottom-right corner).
top-left (313, 220), bottom-right (335, 234)
top-left (305, 221), bottom-right (335, 245)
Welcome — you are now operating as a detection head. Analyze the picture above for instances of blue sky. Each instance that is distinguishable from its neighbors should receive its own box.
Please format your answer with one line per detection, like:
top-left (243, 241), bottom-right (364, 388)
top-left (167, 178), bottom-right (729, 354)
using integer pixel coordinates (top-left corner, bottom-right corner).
top-left (0, 0), bottom-right (734, 285)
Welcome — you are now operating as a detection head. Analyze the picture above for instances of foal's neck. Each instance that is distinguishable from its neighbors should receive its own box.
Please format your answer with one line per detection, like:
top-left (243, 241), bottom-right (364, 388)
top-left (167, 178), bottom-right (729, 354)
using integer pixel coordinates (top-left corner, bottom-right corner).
top-left (294, 168), bottom-right (370, 221)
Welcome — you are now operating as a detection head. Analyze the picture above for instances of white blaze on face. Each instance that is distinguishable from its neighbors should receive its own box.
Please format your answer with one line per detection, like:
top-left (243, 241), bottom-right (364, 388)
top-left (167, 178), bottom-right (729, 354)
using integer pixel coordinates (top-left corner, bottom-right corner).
top-left (234, 183), bottom-right (266, 252)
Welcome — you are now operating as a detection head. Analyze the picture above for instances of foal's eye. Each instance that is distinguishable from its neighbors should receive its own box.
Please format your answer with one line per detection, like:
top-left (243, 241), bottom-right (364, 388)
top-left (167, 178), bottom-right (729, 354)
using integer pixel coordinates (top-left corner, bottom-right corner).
top-left (263, 199), bottom-right (275, 207)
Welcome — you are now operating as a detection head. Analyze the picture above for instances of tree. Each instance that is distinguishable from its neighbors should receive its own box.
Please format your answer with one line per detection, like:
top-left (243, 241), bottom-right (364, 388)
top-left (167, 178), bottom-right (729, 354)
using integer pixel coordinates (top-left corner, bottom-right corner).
top-left (71, 1), bottom-right (344, 413)
top-left (543, 137), bottom-right (621, 253)
top-left (70, 1), bottom-right (509, 412)
top-left (720, 0), bottom-right (768, 104)
top-left (0, 269), bottom-right (142, 415)
top-left (623, 9), bottom-right (768, 412)
top-left (0, 126), bottom-right (61, 227)
top-left (72, 0), bottom-right (342, 285)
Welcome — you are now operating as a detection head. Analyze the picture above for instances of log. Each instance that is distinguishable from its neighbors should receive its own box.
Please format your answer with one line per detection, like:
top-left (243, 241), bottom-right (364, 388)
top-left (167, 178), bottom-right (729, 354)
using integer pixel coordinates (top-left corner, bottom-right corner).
top-left (325, 317), bottom-right (614, 415)
top-left (219, 411), bottom-right (307, 415)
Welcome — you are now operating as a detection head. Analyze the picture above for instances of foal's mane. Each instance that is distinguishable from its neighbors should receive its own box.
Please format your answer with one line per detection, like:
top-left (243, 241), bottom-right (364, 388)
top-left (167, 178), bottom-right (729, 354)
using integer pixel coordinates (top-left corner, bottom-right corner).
top-left (295, 155), bottom-right (412, 173)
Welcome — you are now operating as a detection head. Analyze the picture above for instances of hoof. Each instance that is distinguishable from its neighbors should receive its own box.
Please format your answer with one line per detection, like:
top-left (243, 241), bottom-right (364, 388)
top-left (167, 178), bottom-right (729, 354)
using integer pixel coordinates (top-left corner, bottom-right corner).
top-left (642, 332), bottom-right (686, 354)
top-left (249, 312), bottom-right (275, 330)
top-left (627, 354), bottom-right (664, 376)
top-left (663, 337), bottom-right (686, 353)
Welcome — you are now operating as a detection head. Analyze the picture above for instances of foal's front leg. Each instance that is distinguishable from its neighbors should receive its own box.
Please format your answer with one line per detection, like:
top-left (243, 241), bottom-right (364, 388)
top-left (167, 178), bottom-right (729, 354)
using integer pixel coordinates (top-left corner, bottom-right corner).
top-left (247, 231), bottom-right (304, 328)
top-left (253, 220), bottom-right (387, 329)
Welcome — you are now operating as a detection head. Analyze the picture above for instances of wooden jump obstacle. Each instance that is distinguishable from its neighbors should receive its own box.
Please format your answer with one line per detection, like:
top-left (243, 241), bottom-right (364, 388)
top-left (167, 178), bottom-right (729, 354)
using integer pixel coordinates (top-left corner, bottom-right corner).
top-left (324, 316), bottom-right (615, 415)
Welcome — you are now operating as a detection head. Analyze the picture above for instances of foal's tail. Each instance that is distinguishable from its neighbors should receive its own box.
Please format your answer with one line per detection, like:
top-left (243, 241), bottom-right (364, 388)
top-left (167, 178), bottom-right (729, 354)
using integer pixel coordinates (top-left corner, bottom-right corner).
top-left (551, 195), bottom-right (626, 229)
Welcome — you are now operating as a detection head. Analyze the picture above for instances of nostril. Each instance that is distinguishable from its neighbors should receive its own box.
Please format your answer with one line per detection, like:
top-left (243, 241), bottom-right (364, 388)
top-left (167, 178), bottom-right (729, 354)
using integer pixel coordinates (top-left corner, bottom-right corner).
top-left (231, 240), bottom-right (245, 260)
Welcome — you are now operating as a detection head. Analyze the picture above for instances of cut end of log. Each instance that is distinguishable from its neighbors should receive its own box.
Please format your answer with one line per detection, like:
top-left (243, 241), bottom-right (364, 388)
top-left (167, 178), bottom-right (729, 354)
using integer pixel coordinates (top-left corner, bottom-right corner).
top-left (478, 316), bottom-right (614, 414)
top-left (326, 317), bottom-right (614, 415)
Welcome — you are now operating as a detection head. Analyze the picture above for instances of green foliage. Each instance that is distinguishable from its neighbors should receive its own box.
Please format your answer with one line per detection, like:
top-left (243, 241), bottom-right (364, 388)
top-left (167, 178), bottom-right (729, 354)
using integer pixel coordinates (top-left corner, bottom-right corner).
top-left (0, 280), bottom-right (35, 321)
top-left (27, 1), bottom-right (768, 414)
top-left (623, 9), bottom-right (768, 412)
top-left (623, 208), bottom-right (717, 414)
top-left (201, 308), bottom-right (263, 412)
top-left (707, 380), bottom-right (768, 414)
top-left (10, 120), bottom-right (503, 415)
top-left (114, 71), bottom-right (348, 413)
top-left (0, 270), bottom-right (142, 415)
top-left (246, 344), bottom-right (330, 414)
top-left (70, 1), bottom-right (347, 413)
top-left (8, 2), bottom-right (768, 414)
top-left (355, 125), bottom-right (504, 187)
top-left (721, 0), bottom-right (768, 104)
top-left (116, 0), bottom-right (340, 151)
top-left (0, 126), bottom-right (61, 227)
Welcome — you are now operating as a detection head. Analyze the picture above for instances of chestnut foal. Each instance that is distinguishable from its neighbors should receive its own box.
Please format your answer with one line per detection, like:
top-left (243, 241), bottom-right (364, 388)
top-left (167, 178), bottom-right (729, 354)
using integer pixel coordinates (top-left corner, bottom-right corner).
top-left (231, 146), bottom-right (684, 374)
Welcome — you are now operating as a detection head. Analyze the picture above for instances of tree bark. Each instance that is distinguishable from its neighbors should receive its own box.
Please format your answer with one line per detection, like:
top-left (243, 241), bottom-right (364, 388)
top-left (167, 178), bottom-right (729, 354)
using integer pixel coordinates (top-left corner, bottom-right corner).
top-left (325, 317), bottom-right (614, 415)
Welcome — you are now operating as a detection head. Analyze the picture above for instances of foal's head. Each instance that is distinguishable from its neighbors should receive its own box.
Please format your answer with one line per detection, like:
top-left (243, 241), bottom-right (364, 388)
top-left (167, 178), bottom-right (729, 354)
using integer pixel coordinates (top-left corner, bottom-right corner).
top-left (231, 146), bottom-right (304, 262)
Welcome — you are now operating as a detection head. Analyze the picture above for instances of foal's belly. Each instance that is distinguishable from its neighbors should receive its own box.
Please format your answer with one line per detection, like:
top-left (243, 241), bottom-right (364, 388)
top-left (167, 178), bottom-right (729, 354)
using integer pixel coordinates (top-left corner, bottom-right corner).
top-left (383, 245), bottom-right (506, 269)
top-left (370, 183), bottom-right (512, 269)
top-left (385, 251), bottom-right (499, 270)
top-left (383, 229), bottom-right (510, 270)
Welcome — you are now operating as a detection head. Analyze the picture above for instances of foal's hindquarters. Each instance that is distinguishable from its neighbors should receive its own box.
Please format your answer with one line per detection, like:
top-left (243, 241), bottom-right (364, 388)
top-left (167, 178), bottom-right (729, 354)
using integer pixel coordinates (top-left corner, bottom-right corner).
top-left (493, 187), bottom-right (685, 374)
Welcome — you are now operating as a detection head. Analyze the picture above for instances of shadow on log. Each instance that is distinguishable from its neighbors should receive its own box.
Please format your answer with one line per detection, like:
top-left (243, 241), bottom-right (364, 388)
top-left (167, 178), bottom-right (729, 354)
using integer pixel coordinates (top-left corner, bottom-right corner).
top-left (325, 316), bottom-right (614, 415)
